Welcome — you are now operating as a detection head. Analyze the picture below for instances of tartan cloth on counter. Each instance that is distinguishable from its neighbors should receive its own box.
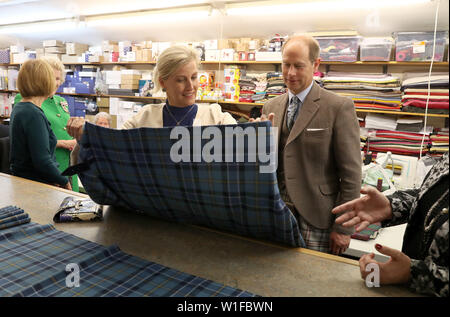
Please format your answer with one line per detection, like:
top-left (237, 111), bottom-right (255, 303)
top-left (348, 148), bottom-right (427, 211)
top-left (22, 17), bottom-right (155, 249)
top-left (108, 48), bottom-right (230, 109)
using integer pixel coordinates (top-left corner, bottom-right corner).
top-left (0, 206), bottom-right (31, 230)
top-left (0, 215), bottom-right (257, 297)
top-left (75, 121), bottom-right (305, 247)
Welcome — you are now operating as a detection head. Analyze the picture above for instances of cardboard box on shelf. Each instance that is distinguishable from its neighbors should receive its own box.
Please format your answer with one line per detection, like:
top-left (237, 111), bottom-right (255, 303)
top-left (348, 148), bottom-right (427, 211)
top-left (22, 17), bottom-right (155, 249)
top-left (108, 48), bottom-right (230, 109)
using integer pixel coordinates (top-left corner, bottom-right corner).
top-left (44, 53), bottom-right (62, 60)
top-left (220, 49), bottom-right (235, 61)
top-left (44, 46), bottom-right (66, 54)
top-left (96, 97), bottom-right (110, 108)
top-left (218, 39), bottom-right (230, 49)
top-left (66, 43), bottom-right (89, 55)
top-left (205, 50), bottom-right (220, 61)
top-left (121, 78), bottom-right (140, 85)
top-left (223, 68), bottom-right (241, 85)
top-left (120, 84), bottom-right (140, 90)
top-left (204, 40), bottom-right (218, 50)
top-left (43, 40), bottom-right (64, 47)
top-left (10, 45), bottom-right (24, 53)
top-left (235, 42), bottom-right (249, 52)
top-left (105, 71), bottom-right (122, 85)
top-left (88, 55), bottom-right (104, 63)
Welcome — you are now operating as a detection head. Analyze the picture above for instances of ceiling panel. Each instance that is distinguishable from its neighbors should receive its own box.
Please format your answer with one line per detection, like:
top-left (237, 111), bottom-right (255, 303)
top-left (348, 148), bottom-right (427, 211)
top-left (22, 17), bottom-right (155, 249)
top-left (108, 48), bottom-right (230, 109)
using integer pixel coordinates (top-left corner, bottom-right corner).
top-left (0, 0), bottom-right (448, 48)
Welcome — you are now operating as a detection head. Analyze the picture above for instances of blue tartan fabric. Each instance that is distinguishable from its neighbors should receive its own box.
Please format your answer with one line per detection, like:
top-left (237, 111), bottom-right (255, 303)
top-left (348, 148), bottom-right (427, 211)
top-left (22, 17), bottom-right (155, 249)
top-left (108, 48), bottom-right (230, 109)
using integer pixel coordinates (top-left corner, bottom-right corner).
top-left (77, 121), bottom-right (305, 247)
top-left (0, 218), bottom-right (257, 297)
top-left (0, 206), bottom-right (31, 230)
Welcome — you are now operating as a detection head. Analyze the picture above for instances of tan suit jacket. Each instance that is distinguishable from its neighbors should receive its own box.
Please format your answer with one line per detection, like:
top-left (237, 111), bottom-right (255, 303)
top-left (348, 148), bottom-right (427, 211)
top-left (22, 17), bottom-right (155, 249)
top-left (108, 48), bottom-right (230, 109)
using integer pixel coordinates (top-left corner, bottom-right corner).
top-left (263, 82), bottom-right (361, 234)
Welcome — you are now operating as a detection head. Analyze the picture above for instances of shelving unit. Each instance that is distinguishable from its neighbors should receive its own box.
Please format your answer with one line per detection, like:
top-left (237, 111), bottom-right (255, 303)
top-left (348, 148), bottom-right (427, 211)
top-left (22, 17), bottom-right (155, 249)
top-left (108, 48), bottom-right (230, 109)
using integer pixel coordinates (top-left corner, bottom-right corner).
top-left (1, 61), bottom-right (449, 121)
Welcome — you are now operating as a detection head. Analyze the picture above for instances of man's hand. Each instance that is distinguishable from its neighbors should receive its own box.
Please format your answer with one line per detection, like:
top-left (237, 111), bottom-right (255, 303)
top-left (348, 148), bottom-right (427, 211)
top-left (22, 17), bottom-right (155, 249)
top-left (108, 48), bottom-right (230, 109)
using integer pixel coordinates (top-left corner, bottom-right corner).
top-left (360, 244), bottom-right (411, 285)
top-left (329, 231), bottom-right (351, 255)
top-left (66, 117), bottom-right (86, 141)
top-left (249, 113), bottom-right (275, 126)
top-left (332, 186), bottom-right (393, 232)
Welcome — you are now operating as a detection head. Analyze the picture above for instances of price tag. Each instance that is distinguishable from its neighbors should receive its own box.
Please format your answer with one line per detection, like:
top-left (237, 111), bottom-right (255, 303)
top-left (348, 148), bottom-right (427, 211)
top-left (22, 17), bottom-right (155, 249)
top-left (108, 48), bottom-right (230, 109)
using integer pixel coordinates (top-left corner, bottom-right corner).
top-left (413, 41), bottom-right (426, 54)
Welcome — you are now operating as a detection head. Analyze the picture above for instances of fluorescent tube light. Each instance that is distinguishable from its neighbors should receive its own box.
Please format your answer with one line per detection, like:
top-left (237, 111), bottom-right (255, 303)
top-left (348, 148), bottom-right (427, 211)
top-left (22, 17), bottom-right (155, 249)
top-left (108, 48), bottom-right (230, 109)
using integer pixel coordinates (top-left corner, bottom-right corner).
top-left (0, 20), bottom-right (78, 34)
top-left (226, 0), bottom-right (433, 16)
top-left (86, 7), bottom-right (210, 27)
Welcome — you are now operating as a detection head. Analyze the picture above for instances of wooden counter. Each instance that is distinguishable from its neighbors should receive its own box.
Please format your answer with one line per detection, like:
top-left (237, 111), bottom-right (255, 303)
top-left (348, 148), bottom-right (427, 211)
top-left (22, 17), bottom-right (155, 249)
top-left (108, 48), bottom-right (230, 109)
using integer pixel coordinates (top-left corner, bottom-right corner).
top-left (0, 173), bottom-right (418, 297)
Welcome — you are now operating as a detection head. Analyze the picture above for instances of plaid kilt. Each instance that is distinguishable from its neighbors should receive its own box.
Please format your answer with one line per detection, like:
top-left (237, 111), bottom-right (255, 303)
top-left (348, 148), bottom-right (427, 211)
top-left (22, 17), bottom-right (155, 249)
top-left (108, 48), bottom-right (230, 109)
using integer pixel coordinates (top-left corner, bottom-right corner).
top-left (76, 121), bottom-right (305, 247)
top-left (281, 188), bottom-right (330, 253)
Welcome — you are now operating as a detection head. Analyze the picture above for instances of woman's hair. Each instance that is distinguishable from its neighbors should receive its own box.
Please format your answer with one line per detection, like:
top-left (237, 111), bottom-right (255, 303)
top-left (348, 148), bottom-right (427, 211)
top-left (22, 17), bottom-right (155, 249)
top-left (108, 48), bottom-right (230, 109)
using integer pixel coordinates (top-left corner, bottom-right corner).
top-left (94, 111), bottom-right (112, 126)
top-left (17, 59), bottom-right (55, 98)
top-left (39, 55), bottom-right (66, 75)
top-left (152, 45), bottom-right (200, 93)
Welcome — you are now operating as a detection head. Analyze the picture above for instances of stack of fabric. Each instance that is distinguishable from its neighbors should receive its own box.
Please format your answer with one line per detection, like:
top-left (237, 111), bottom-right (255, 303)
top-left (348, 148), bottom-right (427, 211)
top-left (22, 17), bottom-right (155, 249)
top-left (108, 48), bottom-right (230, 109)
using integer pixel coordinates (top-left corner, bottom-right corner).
top-left (246, 72), bottom-right (267, 103)
top-left (401, 73), bottom-right (449, 114)
top-left (0, 206), bottom-right (258, 297)
top-left (365, 130), bottom-right (430, 156)
top-left (322, 72), bottom-right (402, 111)
top-left (0, 205), bottom-right (30, 231)
top-left (266, 72), bottom-right (286, 100)
top-left (430, 131), bottom-right (449, 155)
top-left (238, 76), bottom-right (256, 103)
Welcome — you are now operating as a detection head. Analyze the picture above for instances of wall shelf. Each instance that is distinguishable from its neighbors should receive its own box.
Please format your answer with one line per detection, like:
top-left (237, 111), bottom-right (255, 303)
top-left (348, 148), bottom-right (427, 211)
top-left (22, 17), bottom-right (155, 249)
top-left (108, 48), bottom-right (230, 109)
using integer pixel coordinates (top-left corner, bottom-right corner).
top-left (1, 89), bottom-right (447, 118)
top-left (1, 61), bottom-right (449, 67)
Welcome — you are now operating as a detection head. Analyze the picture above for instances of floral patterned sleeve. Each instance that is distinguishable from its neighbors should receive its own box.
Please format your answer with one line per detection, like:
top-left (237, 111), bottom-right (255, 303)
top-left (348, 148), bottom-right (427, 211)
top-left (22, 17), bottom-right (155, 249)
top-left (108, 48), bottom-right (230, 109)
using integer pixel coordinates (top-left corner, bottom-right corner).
top-left (383, 188), bottom-right (420, 227)
top-left (408, 220), bottom-right (449, 297)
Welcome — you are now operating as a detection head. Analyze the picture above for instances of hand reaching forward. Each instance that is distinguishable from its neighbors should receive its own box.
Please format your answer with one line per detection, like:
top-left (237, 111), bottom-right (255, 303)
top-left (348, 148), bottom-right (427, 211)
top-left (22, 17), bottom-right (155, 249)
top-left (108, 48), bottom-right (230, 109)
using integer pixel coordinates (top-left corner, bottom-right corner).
top-left (249, 113), bottom-right (275, 127)
top-left (360, 244), bottom-right (411, 285)
top-left (332, 186), bottom-right (393, 232)
top-left (66, 117), bottom-right (86, 141)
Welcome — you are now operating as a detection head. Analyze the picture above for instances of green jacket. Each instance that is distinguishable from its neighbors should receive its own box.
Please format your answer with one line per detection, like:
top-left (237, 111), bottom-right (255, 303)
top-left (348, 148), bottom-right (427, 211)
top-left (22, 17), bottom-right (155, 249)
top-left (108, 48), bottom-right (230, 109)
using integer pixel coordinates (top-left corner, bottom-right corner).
top-left (14, 94), bottom-right (79, 191)
top-left (10, 101), bottom-right (69, 186)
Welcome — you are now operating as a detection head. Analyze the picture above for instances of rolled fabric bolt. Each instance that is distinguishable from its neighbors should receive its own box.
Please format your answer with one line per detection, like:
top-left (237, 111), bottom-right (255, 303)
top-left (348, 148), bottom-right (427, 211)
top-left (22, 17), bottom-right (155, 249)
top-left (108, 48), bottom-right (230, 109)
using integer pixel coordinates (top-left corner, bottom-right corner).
top-left (377, 178), bottom-right (383, 192)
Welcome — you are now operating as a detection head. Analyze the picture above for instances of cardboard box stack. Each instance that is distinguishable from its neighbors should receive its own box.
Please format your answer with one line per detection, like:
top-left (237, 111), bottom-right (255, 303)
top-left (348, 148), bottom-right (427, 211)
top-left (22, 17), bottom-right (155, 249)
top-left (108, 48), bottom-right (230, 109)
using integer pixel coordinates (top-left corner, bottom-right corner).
top-left (223, 67), bottom-right (241, 101)
top-left (43, 40), bottom-right (65, 60)
top-left (120, 70), bottom-right (141, 90)
top-left (61, 42), bottom-right (89, 63)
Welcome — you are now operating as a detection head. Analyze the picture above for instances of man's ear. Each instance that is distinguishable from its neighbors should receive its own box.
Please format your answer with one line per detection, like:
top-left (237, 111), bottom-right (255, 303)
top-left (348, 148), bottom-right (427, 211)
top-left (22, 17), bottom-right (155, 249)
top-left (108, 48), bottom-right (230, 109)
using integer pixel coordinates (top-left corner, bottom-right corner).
top-left (313, 58), bottom-right (321, 72)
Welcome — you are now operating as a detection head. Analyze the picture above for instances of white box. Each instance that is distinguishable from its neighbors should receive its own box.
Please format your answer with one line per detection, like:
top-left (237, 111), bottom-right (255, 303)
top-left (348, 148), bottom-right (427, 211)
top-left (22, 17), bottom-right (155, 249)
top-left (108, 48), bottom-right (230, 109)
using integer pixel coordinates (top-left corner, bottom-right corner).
top-left (61, 55), bottom-right (81, 63)
top-left (108, 84), bottom-right (120, 89)
top-left (220, 49), bottom-right (235, 61)
top-left (43, 40), bottom-right (64, 47)
top-left (10, 45), bottom-right (24, 53)
top-left (105, 71), bottom-right (122, 85)
top-left (126, 51), bottom-right (136, 62)
top-left (205, 49), bottom-right (220, 61)
top-left (204, 40), bottom-right (218, 50)
top-left (120, 69), bottom-right (141, 75)
top-left (255, 51), bottom-right (282, 61)
top-left (63, 87), bottom-right (76, 93)
top-left (45, 47), bottom-right (66, 54)
top-left (109, 97), bottom-right (120, 115)
top-left (78, 71), bottom-right (96, 78)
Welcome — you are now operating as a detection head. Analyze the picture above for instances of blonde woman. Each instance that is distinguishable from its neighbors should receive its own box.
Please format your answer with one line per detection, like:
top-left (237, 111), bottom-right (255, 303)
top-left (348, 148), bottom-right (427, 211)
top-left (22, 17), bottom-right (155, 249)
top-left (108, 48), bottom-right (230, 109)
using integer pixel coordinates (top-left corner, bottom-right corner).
top-left (67, 45), bottom-right (236, 140)
top-left (14, 56), bottom-right (79, 191)
top-left (10, 59), bottom-right (71, 190)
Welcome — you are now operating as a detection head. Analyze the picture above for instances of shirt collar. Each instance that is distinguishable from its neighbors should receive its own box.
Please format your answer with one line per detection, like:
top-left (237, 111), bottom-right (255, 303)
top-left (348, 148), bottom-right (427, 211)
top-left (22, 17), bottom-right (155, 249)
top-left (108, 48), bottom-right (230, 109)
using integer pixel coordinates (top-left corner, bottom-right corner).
top-left (288, 81), bottom-right (313, 105)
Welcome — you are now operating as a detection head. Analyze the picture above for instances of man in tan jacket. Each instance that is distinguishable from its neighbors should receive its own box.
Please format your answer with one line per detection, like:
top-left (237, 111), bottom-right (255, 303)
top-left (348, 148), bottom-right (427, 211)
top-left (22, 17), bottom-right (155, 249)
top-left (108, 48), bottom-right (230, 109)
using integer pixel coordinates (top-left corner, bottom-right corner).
top-left (262, 35), bottom-right (361, 254)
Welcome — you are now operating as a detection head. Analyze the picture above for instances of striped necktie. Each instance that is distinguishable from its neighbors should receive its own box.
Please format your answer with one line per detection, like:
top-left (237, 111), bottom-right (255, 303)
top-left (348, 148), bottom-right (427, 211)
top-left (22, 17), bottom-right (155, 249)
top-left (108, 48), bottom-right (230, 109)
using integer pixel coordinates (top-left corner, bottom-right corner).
top-left (287, 96), bottom-right (301, 131)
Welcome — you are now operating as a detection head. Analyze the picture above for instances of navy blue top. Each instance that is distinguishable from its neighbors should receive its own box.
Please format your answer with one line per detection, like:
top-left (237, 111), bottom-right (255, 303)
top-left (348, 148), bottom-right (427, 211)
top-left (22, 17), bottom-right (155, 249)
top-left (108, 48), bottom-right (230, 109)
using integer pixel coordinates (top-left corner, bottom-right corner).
top-left (9, 101), bottom-right (68, 186)
top-left (162, 100), bottom-right (198, 127)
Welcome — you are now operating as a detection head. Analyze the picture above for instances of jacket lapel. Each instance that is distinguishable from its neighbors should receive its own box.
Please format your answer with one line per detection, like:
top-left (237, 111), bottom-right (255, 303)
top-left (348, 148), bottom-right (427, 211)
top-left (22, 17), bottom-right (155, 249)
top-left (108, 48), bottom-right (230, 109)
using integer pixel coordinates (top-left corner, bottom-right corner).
top-left (273, 93), bottom-right (289, 146)
top-left (286, 82), bottom-right (321, 146)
